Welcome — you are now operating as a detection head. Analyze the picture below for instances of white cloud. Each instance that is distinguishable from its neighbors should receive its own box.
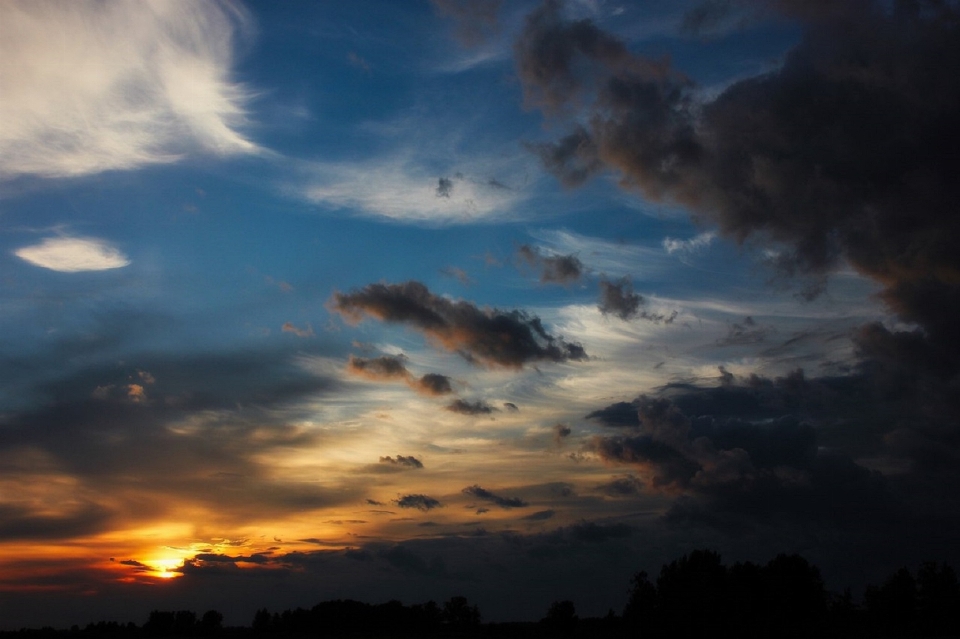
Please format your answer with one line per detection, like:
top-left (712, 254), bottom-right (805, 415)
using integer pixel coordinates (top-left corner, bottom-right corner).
top-left (295, 155), bottom-right (530, 224)
top-left (0, 0), bottom-right (258, 179)
top-left (528, 228), bottom-right (672, 277)
top-left (14, 237), bottom-right (130, 272)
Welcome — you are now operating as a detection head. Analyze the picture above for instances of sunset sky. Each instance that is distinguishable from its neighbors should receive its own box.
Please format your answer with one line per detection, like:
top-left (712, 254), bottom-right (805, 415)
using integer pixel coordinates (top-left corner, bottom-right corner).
top-left (2, 0), bottom-right (959, 629)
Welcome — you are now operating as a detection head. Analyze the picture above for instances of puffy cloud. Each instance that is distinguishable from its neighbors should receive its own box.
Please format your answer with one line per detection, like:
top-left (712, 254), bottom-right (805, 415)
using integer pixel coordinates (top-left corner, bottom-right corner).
top-left (462, 484), bottom-right (528, 509)
top-left (0, 0), bottom-right (258, 179)
top-left (331, 281), bottom-right (587, 368)
top-left (14, 237), bottom-right (129, 272)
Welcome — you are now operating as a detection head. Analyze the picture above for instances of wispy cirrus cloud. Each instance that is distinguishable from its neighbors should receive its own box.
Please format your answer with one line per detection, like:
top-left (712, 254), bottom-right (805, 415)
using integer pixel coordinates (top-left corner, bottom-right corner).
top-left (0, 0), bottom-right (259, 179)
top-left (14, 237), bottom-right (130, 272)
top-left (295, 156), bottom-right (529, 224)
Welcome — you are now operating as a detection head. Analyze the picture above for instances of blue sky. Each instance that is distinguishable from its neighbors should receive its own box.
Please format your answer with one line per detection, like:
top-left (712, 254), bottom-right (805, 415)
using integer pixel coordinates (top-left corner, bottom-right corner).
top-left (2, 0), bottom-right (959, 629)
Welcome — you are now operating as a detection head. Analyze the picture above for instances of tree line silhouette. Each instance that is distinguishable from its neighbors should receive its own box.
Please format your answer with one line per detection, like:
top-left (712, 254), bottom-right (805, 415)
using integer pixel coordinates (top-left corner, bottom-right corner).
top-left (4, 550), bottom-right (958, 638)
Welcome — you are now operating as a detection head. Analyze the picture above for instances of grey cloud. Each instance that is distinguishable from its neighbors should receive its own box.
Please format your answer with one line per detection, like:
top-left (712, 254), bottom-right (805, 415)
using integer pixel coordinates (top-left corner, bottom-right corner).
top-left (415, 373), bottom-right (454, 396)
top-left (380, 455), bottom-right (424, 469)
top-left (517, 244), bottom-right (584, 285)
top-left (553, 423), bottom-right (572, 445)
top-left (395, 494), bottom-right (443, 511)
top-left (522, 509), bottom-right (556, 521)
top-left (348, 354), bottom-right (454, 396)
top-left (597, 475), bottom-right (644, 497)
top-left (446, 399), bottom-right (497, 415)
top-left (597, 277), bottom-right (676, 323)
top-left (462, 485), bottom-right (528, 509)
top-left (331, 281), bottom-right (587, 368)
top-left (436, 176), bottom-right (454, 198)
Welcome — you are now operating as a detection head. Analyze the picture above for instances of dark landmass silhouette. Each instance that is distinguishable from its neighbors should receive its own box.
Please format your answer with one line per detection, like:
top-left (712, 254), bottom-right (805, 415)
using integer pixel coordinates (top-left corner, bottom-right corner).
top-left (3, 550), bottom-right (958, 638)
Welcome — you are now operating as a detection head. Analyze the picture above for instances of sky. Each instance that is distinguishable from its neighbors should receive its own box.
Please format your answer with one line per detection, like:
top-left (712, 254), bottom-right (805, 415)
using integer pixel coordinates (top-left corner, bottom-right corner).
top-left (2, 0), bottom-right (959, 629)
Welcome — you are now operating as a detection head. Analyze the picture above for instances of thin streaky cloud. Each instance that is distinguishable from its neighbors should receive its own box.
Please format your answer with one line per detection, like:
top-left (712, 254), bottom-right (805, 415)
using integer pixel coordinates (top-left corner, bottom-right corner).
top-left (0, 0), bottom-right (259, 179)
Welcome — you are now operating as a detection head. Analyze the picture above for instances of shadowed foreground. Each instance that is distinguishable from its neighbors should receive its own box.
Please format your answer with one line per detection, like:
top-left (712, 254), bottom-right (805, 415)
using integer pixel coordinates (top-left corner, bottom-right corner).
top-left (4, 550), bottom-right (958, 638)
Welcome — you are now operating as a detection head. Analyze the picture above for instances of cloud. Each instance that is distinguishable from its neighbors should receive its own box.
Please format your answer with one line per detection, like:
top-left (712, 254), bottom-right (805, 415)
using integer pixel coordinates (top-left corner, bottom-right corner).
top-left (586, 400), bottom-right (640, 428)
top-left (596, 475), bottom-right (644, 497)
top-left (415, 373), bottom-right (454, 396)
top-left (663, 231), bottom-right (716, 255)
top-left (14, 237), bottom-right (130, 272)
top-left (298, 159), bottom-right (526, 223)
top-left (553, 423), bottom-right (572, 444)
top-left (517, 244), bottom-right (584, 285)
top-left (348, 355), bottom-right (411, 381)
top-left (0, 0), bottom-right (258, 179)
top-left (597, 277), bottom-right (642, 320)
top-left (522, 509), bottom-right (556, 521)
top-left (394, 494), bottom-right (443, 511)
top-left (379, 455), bottom-right (424, 469)
top-left (462, 484), bottom-right (528, 508)
top-left (331, 281), bottom-right (587, 368)
top-left (446, 399), bottom-right (496, 415)
top-left (346, 354), bottom-right (454, 396)
top-left (517, 0), bottom-right (960, 371)
top-left (282, 322), bottom-right (315, 338)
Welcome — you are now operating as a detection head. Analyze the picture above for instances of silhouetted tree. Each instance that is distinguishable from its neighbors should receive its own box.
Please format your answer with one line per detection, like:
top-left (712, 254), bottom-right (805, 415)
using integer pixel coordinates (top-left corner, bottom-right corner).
top-left (442, 596), bottom-right (481, 627)
top-left (916, 561), bottom-right (960, 636)
top-left (541, 600), bottom-right (578, 636)
top-left (865, 567), bottom-right (917, 636)
top-left (622, 570), bottom-right (657, 634)
top-left (198, 610), bottom-right (222, 636)
top-left (656, 549), bottom-right (729, 636)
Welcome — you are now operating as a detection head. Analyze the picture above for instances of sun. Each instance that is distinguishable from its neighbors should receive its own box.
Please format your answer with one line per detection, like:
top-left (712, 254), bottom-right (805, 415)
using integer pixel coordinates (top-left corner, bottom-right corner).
top-left (145, 558), bottom-right (183, 580)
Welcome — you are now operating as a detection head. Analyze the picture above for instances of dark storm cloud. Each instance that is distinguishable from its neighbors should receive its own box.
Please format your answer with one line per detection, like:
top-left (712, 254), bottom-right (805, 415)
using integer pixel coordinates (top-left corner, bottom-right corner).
top-left (0, 503), bottom-right (112, 541)
top-left (446, 398), bottom-right (497, 415)
top-left (596, 475), bottom-right (644, 497)
top-left (431, 0), bottom-right (502, 47)
top-left (586, 400), bottom-right (640, 428)
top-left (517, 244), bottom-right (584, 285)
top-left (462, 485), bottom-right (528, 509)
top-left (585, 371), bottom-right (900, 528)
top-left (517, 0), bottom-right (960, 369)
top-left (395, 494), bottom-right (443, 511)
top-left (331, 281), bottom-right (587, 368)
top-left (380, 455), bottom-right (424, 469)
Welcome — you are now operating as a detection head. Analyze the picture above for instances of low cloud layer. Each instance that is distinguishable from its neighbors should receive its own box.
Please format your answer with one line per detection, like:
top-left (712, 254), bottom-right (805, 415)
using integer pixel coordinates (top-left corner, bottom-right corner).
top-left (462, 485), bottom-right (528, 509)
top-left (332, 281), bottom-right (586, 368)
top-left (347, 354), bottom-right (454, 396)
